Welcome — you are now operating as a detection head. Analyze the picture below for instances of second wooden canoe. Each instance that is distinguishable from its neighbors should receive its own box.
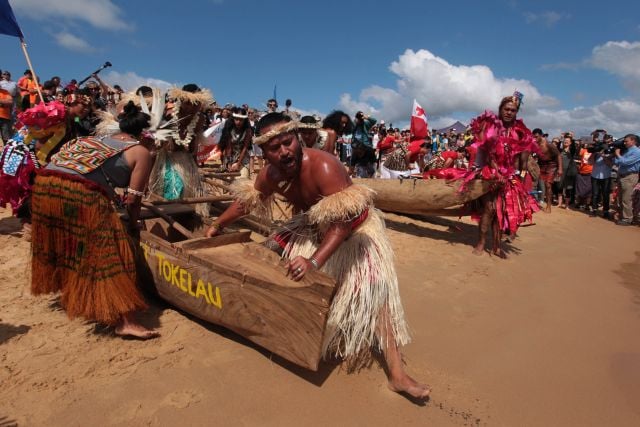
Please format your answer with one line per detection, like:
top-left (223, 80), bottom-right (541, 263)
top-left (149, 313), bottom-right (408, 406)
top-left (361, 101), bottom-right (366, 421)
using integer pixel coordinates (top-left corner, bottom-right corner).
top-left (353, 178), bottom-right (491, 216)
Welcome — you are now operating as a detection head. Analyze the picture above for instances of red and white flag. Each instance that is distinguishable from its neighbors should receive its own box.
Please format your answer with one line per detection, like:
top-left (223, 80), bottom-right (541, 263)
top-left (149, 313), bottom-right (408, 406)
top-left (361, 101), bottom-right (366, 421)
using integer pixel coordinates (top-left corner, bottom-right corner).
top-left (410, 99), bottom-right (429, 140)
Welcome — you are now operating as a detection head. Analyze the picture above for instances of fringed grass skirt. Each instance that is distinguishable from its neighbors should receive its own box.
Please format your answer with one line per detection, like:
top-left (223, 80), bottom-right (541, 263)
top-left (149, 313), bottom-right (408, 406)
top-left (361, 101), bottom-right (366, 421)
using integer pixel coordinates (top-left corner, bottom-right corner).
top-left (275, 208), bottom-right (411, 371)
top-left (30, 170), bottom-right (147, 325)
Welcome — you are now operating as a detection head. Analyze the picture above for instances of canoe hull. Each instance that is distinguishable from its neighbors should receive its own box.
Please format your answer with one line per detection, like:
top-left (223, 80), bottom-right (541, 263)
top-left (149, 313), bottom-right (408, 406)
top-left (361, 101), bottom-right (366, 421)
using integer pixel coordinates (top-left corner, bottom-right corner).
top-left (138, 226), bottom-right (336, 371)
top-left (353, 178), bottom-right (491, 215)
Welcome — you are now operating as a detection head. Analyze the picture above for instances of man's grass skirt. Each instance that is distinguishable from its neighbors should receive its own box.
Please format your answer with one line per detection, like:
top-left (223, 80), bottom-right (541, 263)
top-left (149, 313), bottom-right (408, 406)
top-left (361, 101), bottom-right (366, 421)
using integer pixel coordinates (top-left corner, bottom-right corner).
top-left (31, 170), bottom-right (147, 325)
top-left (265, 185), bottom-right (411, 371)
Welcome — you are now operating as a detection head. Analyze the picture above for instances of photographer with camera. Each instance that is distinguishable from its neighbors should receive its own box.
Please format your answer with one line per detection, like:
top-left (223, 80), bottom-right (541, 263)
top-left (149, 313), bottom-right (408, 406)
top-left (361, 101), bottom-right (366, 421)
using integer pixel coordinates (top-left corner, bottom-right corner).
top-left (587, 130), bottom-right (614, 218)
top-left (613, 134), bottom-right (640, 225)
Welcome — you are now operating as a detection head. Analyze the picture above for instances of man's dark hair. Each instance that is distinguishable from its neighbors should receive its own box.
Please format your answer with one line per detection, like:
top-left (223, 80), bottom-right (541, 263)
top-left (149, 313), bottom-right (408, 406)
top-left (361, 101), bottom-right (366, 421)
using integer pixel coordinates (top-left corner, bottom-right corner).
top-left (624, 134), bottom-right (640, 146)
top-left (182, 83), bottom-right (200, 93)
top-left (323, 110), bottom-right (353, 134)
top-left (43, 80), bottom-right (56, 91)
top-left (75, 87), bottom-right (92, 97)
top-left (256, 112), bottom-right (291, 136)
top-left (219, 107), bottom-right (251, 151)
top-left (300, 115), bottom-right (318, 125)
top-left (267, 98), bottom-right (277, 106)
top-left (135, 85), bottom-right (152, 96)
top-left (118, 101), bottom-right (151, 136)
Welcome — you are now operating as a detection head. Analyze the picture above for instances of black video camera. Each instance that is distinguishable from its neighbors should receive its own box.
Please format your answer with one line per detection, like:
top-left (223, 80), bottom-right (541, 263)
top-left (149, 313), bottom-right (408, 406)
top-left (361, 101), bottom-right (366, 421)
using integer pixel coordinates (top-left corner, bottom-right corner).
top-left (587, 142), bottom-right (606, 154)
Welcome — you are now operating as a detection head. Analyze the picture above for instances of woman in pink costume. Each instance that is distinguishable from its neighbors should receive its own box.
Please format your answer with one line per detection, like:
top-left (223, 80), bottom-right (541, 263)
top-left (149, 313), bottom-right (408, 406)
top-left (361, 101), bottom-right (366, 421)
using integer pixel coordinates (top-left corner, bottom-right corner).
top-left (469, 92), bottom-right (539, 258)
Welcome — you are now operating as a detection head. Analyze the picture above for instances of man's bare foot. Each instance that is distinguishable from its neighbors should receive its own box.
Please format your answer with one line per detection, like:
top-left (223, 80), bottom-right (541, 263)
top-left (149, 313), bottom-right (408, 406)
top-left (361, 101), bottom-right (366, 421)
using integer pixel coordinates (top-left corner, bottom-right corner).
top-left (472, 244), bottom-right (485, 256)
top-left (388, 374), bottom-right (431, 399)
top-left (492, 248), bottom-right (508, 259)
top-left (22, 223), bottom-right (32, 242)
top-left (115, 319), bottom-right (160, 340)
top-left (543, 205), bottom-right (551, 213)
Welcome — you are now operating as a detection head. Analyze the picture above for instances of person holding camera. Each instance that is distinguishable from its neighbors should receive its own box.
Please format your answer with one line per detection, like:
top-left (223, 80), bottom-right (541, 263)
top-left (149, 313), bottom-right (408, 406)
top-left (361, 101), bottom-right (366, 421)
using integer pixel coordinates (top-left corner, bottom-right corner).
top-left (557, 135), bottom-right (578, 209)
top-left (613, 134), bottom-right (640, 225)
top-left (575, 135), bottom-right (595, 211)
top-left (588, 130), bottom-right (614, 219)
top-left (352, 111), bottom-right (377, 176)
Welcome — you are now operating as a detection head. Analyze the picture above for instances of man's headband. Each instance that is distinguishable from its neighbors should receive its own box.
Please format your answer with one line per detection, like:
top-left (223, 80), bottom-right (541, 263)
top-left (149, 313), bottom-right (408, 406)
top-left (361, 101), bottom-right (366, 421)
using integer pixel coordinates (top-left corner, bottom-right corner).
top-left (253, 121), bottom-right (319, 146)
top-left (232, 113), bottom-right (248, 119)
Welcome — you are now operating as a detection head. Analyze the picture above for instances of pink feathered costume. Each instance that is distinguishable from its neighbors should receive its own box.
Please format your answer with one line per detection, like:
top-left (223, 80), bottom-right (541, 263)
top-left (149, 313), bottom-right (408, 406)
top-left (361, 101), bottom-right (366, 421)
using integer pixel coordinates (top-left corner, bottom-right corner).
top-left (467, 111), bottom-right (539, 235)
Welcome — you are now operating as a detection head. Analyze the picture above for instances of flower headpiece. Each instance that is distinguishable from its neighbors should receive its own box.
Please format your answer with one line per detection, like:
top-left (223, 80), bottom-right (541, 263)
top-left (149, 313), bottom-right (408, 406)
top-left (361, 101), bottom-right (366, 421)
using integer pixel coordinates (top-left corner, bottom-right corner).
top-left (18, 101), bottom-right (66, 129)
top-left (64, 93), bottom-right (92, 106)
top-left (512, 90), bottom-right (524, 108)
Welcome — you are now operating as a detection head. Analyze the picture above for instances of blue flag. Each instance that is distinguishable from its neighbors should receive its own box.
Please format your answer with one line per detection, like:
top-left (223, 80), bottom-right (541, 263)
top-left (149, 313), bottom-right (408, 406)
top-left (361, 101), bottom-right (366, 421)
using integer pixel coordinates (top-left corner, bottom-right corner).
top-left (0, 0), bottom-right (23, 39)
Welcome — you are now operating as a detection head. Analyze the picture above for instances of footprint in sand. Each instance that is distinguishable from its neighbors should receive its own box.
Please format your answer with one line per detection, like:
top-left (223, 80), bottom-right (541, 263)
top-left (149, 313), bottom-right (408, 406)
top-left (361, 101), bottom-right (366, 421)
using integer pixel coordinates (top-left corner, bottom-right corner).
top-left (161, 390), bottom-right (203, 409)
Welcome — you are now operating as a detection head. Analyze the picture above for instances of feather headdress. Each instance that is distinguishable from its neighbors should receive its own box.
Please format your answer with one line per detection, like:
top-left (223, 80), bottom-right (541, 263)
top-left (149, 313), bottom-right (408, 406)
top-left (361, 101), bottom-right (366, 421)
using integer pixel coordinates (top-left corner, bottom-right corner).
top-left (138, 87), bottom-right (174, 144)
top-left (167, 87), bottom-right (214, 107)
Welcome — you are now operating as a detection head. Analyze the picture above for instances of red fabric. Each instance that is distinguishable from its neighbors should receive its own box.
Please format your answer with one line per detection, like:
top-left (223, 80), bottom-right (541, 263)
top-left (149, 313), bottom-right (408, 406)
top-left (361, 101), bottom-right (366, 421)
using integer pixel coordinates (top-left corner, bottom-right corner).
top-left (441, 151), bottom-right (458, 162)
top-left (469, 110), bottom-right (539, 177)
top-left (0, 150), bottom-right (38, 215)
top-left (410, 99), bottom-right (429, 140)
top-left (423, 167), bottom-right (468, 180)
top-left (407, 140), bottom-right (425, 162)
top-left (462, 110), bottom-right (539, 234)
top-left (377, 135), bottom-right (396, 153)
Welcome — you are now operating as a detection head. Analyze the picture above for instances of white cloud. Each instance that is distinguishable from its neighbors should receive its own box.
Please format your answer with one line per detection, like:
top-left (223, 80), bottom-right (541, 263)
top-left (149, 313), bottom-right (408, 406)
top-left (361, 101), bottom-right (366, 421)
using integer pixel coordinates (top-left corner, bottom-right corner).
top-left (54, 32), bottom-right (94, 53)
top-left (339, 49), bottom-right (557, 123)
top-left (13, 0), bottom-right (131, 31)
top-left (523, 11), bottom-right (569, 27)
top-left (589, 41), bottom-right (640, 92)
top-left (523, 100), bottom-right (640, 137)
top-left (338, 48), bottom-right (639, 137)
top-left (101, 71), bottom-right (174, 92)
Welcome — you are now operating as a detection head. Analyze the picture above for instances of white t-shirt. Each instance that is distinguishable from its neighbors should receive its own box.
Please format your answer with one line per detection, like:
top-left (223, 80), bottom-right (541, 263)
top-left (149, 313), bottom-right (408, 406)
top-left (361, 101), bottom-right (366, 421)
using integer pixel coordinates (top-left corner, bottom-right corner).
top-left (0, 80), bottom-right (18, 97)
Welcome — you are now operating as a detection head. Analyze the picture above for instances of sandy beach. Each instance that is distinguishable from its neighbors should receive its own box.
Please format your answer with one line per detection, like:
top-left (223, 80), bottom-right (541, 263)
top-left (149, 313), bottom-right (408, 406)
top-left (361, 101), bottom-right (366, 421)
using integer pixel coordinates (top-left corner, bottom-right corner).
top-left (1, 205), bottom-right (639, 426)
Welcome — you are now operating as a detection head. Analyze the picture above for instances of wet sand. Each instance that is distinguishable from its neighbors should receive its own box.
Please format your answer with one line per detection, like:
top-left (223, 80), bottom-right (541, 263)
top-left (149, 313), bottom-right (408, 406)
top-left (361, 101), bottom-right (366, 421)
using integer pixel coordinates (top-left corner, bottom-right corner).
top-left (1, 205), bottom-right (639, 426)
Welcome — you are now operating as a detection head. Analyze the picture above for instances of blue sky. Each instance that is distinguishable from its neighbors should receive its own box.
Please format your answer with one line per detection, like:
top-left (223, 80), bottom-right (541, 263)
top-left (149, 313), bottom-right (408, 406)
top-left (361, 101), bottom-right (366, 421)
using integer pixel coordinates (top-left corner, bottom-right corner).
top-left (1, 0), bottom-right (639, 136)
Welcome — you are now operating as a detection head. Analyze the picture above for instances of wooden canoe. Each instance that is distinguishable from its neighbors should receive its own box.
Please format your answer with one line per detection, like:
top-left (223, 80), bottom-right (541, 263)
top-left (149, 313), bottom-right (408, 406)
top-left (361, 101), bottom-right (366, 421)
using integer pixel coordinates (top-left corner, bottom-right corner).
top-left (353, 178), bottom-right (491, 216)
top-left (137, 213), bottom-right (336, 371)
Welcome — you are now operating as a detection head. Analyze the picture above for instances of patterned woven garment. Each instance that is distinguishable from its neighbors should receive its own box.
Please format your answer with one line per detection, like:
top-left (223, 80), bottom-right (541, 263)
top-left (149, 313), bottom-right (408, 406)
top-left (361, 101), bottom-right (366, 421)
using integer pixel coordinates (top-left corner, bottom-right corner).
top-left (30, 170), bottom-right (147, 325)
top-left (50, 136), bottom-right (134, 174)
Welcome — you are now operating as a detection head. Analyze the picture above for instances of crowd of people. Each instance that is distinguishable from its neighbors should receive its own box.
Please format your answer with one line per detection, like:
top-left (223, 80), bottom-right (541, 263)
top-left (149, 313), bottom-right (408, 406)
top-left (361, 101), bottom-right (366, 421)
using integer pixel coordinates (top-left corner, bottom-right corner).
top-left (0, 65), bottom-right (638, 402)
top-left (1, 66), bottom-right (638, 229)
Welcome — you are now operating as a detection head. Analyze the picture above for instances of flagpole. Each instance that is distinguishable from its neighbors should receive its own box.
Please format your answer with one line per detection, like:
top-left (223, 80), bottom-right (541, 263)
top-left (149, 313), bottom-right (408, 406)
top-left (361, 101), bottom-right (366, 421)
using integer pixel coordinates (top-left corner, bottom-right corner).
top-left (19, 38), bottom-right (43, 103)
